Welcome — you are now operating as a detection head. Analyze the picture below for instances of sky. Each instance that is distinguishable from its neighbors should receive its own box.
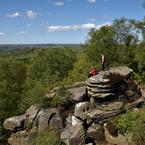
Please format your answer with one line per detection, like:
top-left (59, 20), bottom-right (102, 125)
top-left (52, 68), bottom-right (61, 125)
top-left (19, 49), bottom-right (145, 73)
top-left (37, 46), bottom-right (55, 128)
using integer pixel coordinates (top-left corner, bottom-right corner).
top-left (0, 0), bottom-right (144, 44)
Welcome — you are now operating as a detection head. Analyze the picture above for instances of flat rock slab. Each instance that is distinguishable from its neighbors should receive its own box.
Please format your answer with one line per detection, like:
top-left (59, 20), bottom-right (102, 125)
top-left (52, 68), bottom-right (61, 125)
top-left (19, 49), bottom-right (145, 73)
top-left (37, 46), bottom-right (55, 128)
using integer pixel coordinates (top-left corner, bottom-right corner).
top-left (107, 66), bottom-right (133, 77)
top-left (87, 74), bottom-right (110, 84)
top-left (87, 86), bottom-right (114, 93)
top-left (125, 97), bottom-right (144, 110)
top-left (86, 83), bottom-right (112, 89)
top-left (100, 101), bottom-right (124, 111)
top-left (86, 66), bottom-right (133, 85)
top-left (90, 92), bottom-right (115, 98)
top-left (87, 109), bottom-right (104, 119)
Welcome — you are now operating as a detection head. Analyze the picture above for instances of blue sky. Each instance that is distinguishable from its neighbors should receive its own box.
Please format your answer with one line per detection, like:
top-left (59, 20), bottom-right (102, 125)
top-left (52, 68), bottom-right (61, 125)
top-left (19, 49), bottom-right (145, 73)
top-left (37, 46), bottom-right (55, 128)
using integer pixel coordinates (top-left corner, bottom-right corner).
top-left (0, 0), bottom-right (144, 44)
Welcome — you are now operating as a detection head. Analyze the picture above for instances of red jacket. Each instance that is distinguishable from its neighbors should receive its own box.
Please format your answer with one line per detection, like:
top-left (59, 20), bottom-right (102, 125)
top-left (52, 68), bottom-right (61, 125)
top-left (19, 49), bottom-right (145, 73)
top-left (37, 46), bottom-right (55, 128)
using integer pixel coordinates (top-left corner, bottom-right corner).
top-left (89, 68), bottom-right (97, 76)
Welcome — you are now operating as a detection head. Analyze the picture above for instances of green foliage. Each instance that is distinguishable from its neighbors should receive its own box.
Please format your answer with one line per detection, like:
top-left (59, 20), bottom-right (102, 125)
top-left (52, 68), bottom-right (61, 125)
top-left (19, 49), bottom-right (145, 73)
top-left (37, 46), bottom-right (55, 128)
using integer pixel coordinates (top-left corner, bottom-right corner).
top-left (114, 112), bottom-right (138, 134)
top-left (52, 87), bottom-right (72, 106)
top-left (19, 80), bottom-right (47, 112)
top-left (63, 53), bottom-right (91, 84)
top-left (35, 130), bottom-right (63, 145)
top-left (44, 87), bottom-right (72, 107)
top-left (135, 44), bottom-right (145, 72)
top-left (27, 48), bottom-right (76, 86)
top-left (19, 48), bottom-right (76, 110)
top-left (114, 108), bottom-right (145, 145)
top-left (132, 112), bottom-right (145, 145)
top-left (0, 58), bottom-right (27, 143)
top-left (0, 59), bottom-right (27, 118)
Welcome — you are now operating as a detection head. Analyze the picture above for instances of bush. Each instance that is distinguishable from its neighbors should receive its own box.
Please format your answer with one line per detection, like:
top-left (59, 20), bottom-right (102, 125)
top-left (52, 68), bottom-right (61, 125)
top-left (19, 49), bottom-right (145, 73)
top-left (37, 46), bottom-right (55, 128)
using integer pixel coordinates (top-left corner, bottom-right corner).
top-left (35, 130), bottom-right (63, 145)
top-left (114, 112), bottom-right (138, 134)
top-left (114, 107), bottom-right (145, 145)
top-left (48, 87), bottom-right (73, 107)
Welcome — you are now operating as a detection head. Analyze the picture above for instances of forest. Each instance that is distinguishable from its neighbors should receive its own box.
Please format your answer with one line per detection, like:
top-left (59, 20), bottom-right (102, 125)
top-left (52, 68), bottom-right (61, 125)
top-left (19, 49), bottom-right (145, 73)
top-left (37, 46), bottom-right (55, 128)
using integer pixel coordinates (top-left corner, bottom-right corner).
top-left (0, 17), bottom-right (145, 145)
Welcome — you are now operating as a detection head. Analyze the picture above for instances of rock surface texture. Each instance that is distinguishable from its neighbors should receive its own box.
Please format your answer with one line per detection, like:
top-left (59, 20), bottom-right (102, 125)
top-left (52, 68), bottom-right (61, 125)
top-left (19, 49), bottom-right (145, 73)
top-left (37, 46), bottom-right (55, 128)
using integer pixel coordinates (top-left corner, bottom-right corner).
top-left (4, 66), bottom-right (144, 145)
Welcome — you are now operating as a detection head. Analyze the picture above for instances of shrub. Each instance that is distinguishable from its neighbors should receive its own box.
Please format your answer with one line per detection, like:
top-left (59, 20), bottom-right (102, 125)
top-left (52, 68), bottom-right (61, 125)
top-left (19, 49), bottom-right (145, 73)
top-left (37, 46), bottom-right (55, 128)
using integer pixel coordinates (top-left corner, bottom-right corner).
top-left (49, 87), bottom-right (73, 107)
top-left (35, 129), bottom-right (63, 145)
top-left (114, 112), bottom-right (138, 134)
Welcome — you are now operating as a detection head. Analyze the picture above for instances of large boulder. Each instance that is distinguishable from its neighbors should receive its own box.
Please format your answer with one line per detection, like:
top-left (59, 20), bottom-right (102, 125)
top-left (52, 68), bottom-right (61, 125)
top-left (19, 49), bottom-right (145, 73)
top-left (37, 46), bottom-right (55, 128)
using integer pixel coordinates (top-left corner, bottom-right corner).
top-left (8, 128), bottom-right (37, 145)
top-left (67, 86), bottom-right (87, 102)
top-left (49, 112), bottom-right (64, 130)
top-left (4, 115), bottom-right (25, 131)
top-left (66, 115), bottom-right (84, 126)
top-left (4, 105), bottom-right (43, 131)
top-left (86, 66), bottom-right (134, 98)
top-left (87, 123), bottom-right (105, 144)
top-left (25, 105), bottom-right (42, 121)
top-left (61, 124), bottom-right (85, 145)
top-left (37, 108), bottom-right (57, 132)
top-left (74, 102), bottom-right (89, 120)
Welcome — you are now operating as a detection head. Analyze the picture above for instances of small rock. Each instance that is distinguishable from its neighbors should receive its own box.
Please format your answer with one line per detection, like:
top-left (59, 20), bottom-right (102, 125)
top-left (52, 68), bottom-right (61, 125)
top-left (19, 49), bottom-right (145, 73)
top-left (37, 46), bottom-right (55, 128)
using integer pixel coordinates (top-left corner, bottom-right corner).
top-left (45, 92), bottom-right (56, 100)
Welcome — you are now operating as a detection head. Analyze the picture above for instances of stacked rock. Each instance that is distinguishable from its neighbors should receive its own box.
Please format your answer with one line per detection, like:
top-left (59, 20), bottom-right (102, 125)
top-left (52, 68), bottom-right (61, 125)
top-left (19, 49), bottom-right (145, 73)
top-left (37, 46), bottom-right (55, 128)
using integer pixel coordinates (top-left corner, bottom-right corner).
top-left (86, 72), bottom-right (115, 99)
top-left (86, 66), bottom-right (134, 100)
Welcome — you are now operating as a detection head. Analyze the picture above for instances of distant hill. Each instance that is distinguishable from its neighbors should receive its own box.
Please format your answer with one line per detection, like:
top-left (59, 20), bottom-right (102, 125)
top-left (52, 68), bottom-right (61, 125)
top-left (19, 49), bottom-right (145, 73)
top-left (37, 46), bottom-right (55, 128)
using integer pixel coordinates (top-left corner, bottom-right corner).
top-left (0, 44), bottom-right (81, 53)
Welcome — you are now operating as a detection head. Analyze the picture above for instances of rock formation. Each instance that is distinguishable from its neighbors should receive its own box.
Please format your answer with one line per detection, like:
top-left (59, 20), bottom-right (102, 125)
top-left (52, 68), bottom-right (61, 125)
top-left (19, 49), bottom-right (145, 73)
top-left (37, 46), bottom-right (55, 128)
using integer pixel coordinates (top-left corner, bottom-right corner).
top-left (4, 66), bottom-right (144, 145)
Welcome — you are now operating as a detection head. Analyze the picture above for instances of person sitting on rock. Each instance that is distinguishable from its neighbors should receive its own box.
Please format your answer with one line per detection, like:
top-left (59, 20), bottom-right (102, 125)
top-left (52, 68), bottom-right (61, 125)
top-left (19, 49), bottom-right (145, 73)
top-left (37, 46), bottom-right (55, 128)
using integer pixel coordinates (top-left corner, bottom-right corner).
top-left (88, 66), bottom-right (97, 78)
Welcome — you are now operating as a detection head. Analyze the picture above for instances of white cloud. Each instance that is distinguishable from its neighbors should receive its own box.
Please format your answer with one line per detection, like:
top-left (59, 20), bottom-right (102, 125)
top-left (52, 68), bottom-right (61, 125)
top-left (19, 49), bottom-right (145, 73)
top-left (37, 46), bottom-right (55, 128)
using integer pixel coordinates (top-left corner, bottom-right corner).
top-left (6, 12), bottom-right (21, 18)
top-left (54, 2), bottom-right (64, 6)
top-left (26, 10), bottom-right (38, 19)
top-left (82, 23), bottom-right (96, 29)
top-left (17, 31), bottom-right (29, 35)
top-left (48, 22), bottom-right (111, 32)
top-left (88, 0), bottom-right (96, 3)
top-left (27, 24), bottom-right (31, 27)
top-left (96, 22), bottom-right (111, 29)
top-left (48, 25), bottom-right (72, 31)
top-left (0, 32), bottom-right (6, 36)
top-left (89, 18), bottom-right (96, 22)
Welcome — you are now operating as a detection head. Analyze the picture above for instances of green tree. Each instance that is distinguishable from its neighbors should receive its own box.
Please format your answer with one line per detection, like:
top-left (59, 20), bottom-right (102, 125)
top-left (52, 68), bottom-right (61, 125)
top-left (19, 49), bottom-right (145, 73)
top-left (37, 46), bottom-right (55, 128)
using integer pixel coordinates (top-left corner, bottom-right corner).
top-left (27, 48), bottom-right (76, 86)
top-left (0, 58), bottom-right (27, 143)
